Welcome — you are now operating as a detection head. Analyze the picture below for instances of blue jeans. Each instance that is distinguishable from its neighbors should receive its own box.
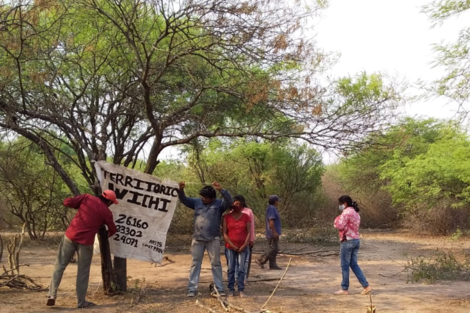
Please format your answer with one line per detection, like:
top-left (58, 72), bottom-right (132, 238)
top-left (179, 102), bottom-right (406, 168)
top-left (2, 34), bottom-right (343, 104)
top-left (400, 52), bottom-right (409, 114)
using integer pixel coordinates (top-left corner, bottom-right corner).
top-left (225, 247), bottom-right (247, 291)
top-left (188, 238), bottom-right (224, 293)
top-left (340, 239), bottom-right (369, 290)
top-left (233, 246), bottom-right (251, 282)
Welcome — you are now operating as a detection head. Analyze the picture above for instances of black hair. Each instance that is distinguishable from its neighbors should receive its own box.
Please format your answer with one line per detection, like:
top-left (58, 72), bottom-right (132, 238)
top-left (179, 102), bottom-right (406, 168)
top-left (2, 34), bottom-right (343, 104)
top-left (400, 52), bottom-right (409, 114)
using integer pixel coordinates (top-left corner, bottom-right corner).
top-left (199, 185), bottom-right (216, 199)
top-left (99, 195), bottom-right (112, 205)
top-left (268, 198), bottom-right (278, 205)
top-left (233, 195), bottom-right (247, 208)
top-left (338, 195), bottom-right (360, 212)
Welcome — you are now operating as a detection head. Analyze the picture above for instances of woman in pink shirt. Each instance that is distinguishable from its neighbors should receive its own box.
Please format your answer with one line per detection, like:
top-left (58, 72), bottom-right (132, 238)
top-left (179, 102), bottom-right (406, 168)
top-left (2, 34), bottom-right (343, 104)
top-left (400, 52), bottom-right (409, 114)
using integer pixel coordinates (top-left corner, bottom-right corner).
top-left (333, 195), bottom-right (371, 295)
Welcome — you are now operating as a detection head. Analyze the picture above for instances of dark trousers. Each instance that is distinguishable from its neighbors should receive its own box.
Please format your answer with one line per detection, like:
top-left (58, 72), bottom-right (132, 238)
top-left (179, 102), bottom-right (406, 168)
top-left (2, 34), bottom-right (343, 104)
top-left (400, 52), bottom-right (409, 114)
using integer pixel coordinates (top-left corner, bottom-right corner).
top-left (259, 237), bottom-right (279, 266)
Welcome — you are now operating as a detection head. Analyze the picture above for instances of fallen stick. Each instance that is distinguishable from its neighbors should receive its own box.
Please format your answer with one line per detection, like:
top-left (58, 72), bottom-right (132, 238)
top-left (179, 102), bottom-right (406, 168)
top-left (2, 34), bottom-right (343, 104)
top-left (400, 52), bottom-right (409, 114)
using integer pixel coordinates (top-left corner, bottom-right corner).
top-left (260, 258), bottom-right (292, 311)
top-left (227, 303), bottom-right (251, 313)
top-left (378, 268), bottom-right (407, 278)
top-left (280, 249), bottom-right (338, 256)
top-left (211, 285), bottom-right (228, 312)
top-left (196, 299), bottom-right (218, 313)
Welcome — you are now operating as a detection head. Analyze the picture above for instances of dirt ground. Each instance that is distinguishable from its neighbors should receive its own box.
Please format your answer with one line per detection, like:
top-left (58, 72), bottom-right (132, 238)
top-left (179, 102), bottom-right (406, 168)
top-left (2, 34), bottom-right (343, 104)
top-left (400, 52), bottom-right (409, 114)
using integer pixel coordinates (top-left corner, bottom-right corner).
top-left (1, 230), bottom-right (470, 313)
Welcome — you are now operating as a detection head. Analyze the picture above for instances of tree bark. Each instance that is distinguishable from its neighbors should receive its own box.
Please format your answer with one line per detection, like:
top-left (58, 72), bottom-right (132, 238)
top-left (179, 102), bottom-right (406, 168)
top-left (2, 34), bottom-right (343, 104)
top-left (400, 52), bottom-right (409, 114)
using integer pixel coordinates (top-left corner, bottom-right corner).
top-left (97, 226), bottom-right (116, 293)
top-left (113, 257), bottom-right (127, 292)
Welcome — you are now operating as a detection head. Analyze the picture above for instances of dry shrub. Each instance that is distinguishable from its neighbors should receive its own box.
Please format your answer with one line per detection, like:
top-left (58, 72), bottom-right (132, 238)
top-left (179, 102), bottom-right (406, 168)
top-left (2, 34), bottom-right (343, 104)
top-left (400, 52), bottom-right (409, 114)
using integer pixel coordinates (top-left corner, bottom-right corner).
top-left (320, 170), bottom-right (398, 228)
top-left (407, 250), bottom-right (470, 283)
top-left (401, 202), bottom-right (470, 235)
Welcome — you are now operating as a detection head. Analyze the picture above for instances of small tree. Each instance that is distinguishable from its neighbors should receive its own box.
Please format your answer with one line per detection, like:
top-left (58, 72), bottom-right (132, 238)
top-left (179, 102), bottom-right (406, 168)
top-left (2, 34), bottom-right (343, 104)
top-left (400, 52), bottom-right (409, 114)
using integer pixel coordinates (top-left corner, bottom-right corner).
top-left (0, 139), bottom-right (71, 239)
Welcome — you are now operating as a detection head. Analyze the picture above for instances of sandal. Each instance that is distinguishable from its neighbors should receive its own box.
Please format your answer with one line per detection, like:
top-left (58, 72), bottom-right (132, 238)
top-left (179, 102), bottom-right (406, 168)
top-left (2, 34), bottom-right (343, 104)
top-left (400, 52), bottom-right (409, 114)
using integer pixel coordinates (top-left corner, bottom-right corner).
top-left (46, 298), bottom-right (55, 306)
top-left (77, 301), bottom-right (96, 308)
top-left (361, 286), bottom-right (372, 295)
top-left (334, 289), bottom-right (349, 295)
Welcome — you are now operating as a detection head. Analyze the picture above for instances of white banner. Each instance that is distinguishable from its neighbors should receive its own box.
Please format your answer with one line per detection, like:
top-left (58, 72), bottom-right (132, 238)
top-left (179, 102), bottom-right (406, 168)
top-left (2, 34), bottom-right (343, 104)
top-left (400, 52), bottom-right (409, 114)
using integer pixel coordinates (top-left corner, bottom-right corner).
top-left (94, 161), bottom-right (178, 263)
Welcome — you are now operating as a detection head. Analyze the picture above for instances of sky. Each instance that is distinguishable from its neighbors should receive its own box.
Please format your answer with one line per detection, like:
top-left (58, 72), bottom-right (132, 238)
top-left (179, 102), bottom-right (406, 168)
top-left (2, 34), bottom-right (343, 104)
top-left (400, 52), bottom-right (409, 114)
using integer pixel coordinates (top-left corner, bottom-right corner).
top-left (315, 0), bottom-right (469, 120)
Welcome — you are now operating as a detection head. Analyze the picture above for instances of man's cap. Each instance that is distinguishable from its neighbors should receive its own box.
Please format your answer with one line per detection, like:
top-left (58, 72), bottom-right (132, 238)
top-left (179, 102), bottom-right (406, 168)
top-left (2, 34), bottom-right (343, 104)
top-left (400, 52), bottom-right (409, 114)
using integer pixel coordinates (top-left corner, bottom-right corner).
top-left (102, 189), bottom-right (118, 204)
top-left (269, 195), bottom-right (280, 202)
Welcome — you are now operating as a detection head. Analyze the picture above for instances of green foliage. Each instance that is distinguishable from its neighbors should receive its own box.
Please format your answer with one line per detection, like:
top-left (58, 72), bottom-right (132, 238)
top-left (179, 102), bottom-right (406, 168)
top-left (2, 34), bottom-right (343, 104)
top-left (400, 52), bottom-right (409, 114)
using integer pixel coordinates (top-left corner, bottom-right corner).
top-left (185, 138), bottom-right (324, 228)
top-left (380, 121), bottom-right (470, 209)
top-left (422, 1), bottom-right (470, 112)
top-left (0, 138), bottom-right (73, 238)
top-left (334, 117), bottom-right (470, 232)
top-left (407, 250), bottom-right (470, 283)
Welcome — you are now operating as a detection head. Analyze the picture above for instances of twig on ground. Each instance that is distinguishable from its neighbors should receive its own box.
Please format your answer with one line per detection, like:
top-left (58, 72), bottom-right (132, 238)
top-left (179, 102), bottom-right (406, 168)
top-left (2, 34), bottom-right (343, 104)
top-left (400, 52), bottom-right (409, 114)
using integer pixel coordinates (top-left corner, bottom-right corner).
top-left (260, 258), bottom-right (292, 311)
top-left (379, 268), bottom-right (407, 278)
top-left (2, 264), bottom-right (30, 275)
top-left (280, 249), bottom-right (338, 256)
top-left (211, 285), bottom-right (228, 311)
top-left (196, 299), bottom-right (218, 313)
top-left (227, 303), bottom-right (251, 313)
top-left (280, 248), bottom-right (327, 255)
top-left (0, 274), bottom-right (45, 290)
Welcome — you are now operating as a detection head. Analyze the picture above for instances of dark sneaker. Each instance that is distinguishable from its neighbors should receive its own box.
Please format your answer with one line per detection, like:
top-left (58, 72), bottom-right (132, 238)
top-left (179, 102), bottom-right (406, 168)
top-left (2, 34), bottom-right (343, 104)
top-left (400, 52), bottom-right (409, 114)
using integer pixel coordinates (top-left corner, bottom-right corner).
top-left (187, 290), bottom-right (197, 297)
top-left (77, 301), bottom-right (96, 308)
top-left (211, 290), bottom-right (226, 297)
top-left (46, 298), bottom-right (55, 306)
top-left (255, 259), bottom-right (265, 269)
top-left (269, 265), bottom-right (282, 270)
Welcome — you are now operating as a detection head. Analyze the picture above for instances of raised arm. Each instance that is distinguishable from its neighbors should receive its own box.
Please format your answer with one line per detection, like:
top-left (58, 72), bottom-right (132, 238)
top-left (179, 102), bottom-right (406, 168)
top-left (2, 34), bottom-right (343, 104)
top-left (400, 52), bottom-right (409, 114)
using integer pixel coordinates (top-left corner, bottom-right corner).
top-left (177, 181), bottom-right (198, 210)
top-left (212, 182), bottom-right (233, 210)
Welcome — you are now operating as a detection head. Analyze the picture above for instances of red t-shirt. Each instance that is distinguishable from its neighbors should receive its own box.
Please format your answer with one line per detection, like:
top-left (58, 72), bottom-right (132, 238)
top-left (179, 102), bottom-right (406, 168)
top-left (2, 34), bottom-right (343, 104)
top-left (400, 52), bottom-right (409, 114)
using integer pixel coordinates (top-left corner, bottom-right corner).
top-left (64, 194), bottom-right (117, 245)
top-left (224, 213), bottom-right (250, 249)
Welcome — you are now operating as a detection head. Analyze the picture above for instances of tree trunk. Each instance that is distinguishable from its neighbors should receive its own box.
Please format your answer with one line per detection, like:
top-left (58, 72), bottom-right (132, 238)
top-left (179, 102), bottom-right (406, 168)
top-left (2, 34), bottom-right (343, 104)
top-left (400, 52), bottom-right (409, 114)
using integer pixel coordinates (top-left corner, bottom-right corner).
top-left (0, 235), bottom-right (3, 262)
top-left (113, 257), bottom-right (127, 292)
top-left (97, 227), bottom-right (116, 294)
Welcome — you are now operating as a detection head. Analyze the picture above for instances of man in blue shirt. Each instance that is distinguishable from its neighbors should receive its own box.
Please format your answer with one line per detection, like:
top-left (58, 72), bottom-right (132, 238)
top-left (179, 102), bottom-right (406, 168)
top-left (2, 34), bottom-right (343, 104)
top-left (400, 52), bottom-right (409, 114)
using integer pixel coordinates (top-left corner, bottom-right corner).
top-left (255, 195), bottom-right (282, 270)
top-left (178, 181), bottom-right (233, 297)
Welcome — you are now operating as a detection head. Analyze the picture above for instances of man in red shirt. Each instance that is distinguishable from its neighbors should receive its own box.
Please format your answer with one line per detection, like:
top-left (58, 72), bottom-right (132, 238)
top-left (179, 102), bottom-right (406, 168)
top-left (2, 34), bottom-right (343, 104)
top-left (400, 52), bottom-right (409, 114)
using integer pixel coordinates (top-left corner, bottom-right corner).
top-left (46, 190), bottom-right (118, 308)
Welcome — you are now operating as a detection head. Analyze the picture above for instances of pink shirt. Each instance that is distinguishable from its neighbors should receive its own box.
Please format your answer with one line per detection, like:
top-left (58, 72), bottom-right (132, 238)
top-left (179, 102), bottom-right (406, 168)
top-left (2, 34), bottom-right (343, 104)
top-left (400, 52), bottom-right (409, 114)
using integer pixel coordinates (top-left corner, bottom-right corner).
top-left (242, 208), bottom-right (255, 243)
top-left (334, 207), bottom-right (360, 241)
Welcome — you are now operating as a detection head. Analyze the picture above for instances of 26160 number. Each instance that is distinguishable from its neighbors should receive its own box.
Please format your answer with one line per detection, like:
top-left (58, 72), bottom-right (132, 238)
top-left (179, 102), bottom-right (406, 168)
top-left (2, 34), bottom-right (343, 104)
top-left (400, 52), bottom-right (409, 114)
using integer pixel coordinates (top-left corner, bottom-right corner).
top-left (115, 214), bottom-right (149, 229)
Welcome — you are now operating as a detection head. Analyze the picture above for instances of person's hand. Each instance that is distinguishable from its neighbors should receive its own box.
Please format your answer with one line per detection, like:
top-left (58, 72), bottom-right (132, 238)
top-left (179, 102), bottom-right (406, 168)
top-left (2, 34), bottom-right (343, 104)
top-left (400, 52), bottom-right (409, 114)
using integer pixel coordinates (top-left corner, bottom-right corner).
top-left (249, 241), bottom-right (254, 248)
top-left (239, 244), bottom-right (247, 252)
top-left (231, 244), bottom-right (240, 251)
top-left (212, 181), bottom-right (222, 191)
top-left (179, 181), bottom-right (185, 190)
top-left (272, 231), bottom-right (279, 239)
